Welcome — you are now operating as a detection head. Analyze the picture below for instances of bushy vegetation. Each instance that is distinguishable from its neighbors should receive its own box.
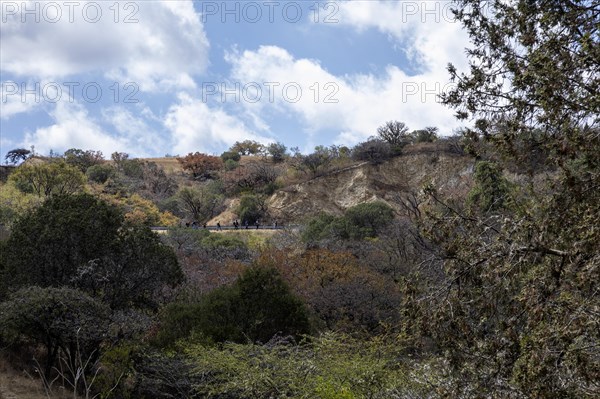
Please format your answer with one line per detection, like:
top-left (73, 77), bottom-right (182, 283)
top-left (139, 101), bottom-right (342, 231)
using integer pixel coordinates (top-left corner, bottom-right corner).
top-left (155, 267), bottom-right (311, 347)
top-left (1, 2), bottom-right (597, 397)
top-left (302, 201), bottom-right (395, 242)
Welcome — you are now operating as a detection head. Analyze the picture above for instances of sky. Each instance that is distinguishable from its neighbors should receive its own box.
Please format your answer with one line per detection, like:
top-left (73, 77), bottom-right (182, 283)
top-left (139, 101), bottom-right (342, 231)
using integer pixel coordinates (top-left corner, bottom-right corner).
top-left (0, 0), bottom-right (472, 158)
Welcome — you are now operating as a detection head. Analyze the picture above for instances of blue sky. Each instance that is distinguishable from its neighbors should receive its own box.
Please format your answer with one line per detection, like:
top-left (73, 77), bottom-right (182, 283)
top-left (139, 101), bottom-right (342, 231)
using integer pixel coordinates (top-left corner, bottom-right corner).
top-left (1, 1), bottom-right (470, 158)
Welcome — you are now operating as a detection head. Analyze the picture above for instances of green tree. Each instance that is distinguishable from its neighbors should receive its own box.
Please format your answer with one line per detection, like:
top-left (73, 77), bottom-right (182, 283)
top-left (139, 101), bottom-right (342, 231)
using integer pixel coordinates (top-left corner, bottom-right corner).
top-left (86, 163), bottom-right (116, 184)
top-left (220, 151), bottom-right (241, 162)
top-left (343, 201), bottom-right (395, 239)
top-left (4, 148), bottom-right (31, 165)
top-left (1, 194), bottom-right (183, 309)
top-left (0, 286), bottom-right (110, 381)
top-left (266, 142), bottom-right (288, 163)
top-left (351, 139), bottom-right (392, 164)
top-left (9, 160), bottom-right (85, 197)
top-left (466, 161), bottom-right (511, 213)
top-left (409, 1), bottom-right (600, 396)
top-left (156, 267), bottom-right (311, 346)
top-left (176, 185), bottom-right (224, 223)
top-left (411, 126), bottom-right (439, 143)
top-left (237, 194), bottom-right (266, 225)
top-left (63, 148), bottom-right (104, 172)
top-left (229, 140), bottom-right (265, 156)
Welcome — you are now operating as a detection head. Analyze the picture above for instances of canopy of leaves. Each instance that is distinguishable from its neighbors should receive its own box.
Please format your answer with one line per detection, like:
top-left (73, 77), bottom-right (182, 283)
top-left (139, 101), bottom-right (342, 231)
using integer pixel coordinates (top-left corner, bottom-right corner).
top-left (0, 286), bottom-right (110, 379)
top-left (155, 267), bottom-right (311, 346)
top-left (408, 1), bottom-right (600, 396)
top-left (4, 148), bottom-right (31, 165)
top-left (236, 194), bottom-right (266, 225)
top-left (1, 193), bottom-right (182, 309)
top-left (177, 152), bottom-right (223, 180)
top-left (229, 140), bottom-right (265, 156)
top-left (86, 163), bottom-right (116, 184)
top-left (63, 148), bottom-right (104, 173)
top-left (302, 201), bottom-right (395, 242)
top-left (176, 185), bottom-right (224, 223)
top-left (351, 139), bottom-right (392, 164)
top-left (9, 160), bottom-right (86, 197)
top-left (266, 142), bottom-right (288, 163)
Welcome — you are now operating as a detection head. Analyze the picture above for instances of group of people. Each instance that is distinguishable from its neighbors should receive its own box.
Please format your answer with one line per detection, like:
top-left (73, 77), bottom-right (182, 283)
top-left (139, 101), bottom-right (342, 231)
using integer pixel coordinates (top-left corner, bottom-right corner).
top-left (184, 220), bottom-right (279, 230)
top-left (231, 219), bottom-right (259, 229)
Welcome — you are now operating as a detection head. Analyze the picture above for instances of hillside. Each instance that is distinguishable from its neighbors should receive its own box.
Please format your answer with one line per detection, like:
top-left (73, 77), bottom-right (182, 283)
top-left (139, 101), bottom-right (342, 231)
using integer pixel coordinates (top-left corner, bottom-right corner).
top-left (267, 151), bottom-right (473, 222)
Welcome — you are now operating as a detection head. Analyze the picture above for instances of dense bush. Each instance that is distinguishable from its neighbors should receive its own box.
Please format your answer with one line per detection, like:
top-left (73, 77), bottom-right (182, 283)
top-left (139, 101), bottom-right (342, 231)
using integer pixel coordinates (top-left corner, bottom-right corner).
top-left (63, 148), bottom-right (104, 172)
top-left (0, 286), bottom-right (110, 380)
top-left (220, 150), bottom-right (241, 162)
top-left (266, 142), bottom-right (288, 163)
top-left (9, 160), bottom-right (86, 197)
top-left (156, 267), bottom-right (311, 347)
top-left (351, 139), bottom-right (392, 164)
top-left (86, 163), bottom-right (116, 183)
top-left (302, 202), bottom-right (395, 243)
top-left (237, 194), bottom-right (265, 225)
top-left (1, 193), bottom-right (183, 309)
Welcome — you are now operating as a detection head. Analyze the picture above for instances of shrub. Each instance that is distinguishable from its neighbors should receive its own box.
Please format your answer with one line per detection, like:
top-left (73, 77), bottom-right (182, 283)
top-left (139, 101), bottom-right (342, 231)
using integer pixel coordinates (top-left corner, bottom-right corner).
top-left (224, 159), bottom-right (239, 171)
top-left (266, 142), bottom-right (288, 163)
top-left (0, 286), bottom-right (110, 380)
top-left (86, 163), bottom-right (116, 183)
top-left (237, 194), bottom-right (265, 225)
top-left (220, 151), bottom-right (241, 162)
top-left (302, 202), bottom-right (395, 242)
top-left (351, 139), bottom-right (392, 164)
top-left (156, 267), bottom-right (311, 346)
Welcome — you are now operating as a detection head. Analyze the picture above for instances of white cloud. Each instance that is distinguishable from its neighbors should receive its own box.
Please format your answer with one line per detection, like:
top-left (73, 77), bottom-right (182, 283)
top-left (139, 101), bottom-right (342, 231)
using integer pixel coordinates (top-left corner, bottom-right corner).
top-left (332, 1), bottom-right (469, 70)
top-left (0, 80), bottom-right (41, 119)
top-left (0, 0), bottom-right (209, 91)
top-left (23, 101), bottom-right (126, 156)
top-left (221, 1), bottom-right (472, 145)
top-left (22, 101), bottom-right (162, 157)
top-left (227, 45), bottom-right (462, 146)
top-left (102, 106), bottom-right (166, 156)
top-left (164, 93), bottom-right (272, 155)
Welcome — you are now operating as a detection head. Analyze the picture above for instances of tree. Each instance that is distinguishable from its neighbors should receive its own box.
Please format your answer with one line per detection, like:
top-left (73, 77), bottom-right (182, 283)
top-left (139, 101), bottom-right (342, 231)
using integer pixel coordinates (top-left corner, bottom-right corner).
top-left (255, 248), bottom-right (402, 333)
top-left (440, 0), bottom-right (598, 165)
top-left (302, 202), bottom-right (395, 243)
top-left (4, 148), bottom-right (30, 165)
top-left (156, 267), bottom-right (311, 346)
top-left (86, 163), bottom-right (116, 184)
top-left (266, 142), bottom-right (288, 163)
top-left (411, 126), bottom-right (439, 143)
top-left (142, 162), bottom-right (177, 198)
top-left (63, 148), bottom-right (104, 172)
top-left (408, 1), bottom-right (600, 396)
top-left (237, 194), bottom-right (267, 225)
top-left (229, 140), bottom-right (265, 156)
top-left (0, 286), bottom-right (110, 381)
top-left (9, 160), bottom-right (86, 197)
top-left (220, 151), bottom-right (241, 163)
top-left (295, 149), bottom-right (332, 177)
top-left (376, 121), bottom-right (411, 147)
top-left (177, 152), bottom-right (223, 180)
top-left (466, 161), bottom-right (511, 213)
top-left (1, 194), bottom-right (183, 309)
top-left (351, 139), bottom-right (392, 164)
top-left (176, 185), bottom-right (224, 223)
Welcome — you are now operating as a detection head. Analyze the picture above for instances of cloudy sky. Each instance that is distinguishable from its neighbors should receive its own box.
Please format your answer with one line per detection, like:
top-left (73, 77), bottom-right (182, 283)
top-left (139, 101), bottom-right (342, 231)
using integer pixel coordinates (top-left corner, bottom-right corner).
top-left (1, 0), bottom-right (471, 157)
